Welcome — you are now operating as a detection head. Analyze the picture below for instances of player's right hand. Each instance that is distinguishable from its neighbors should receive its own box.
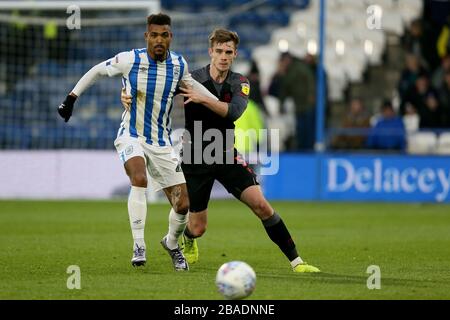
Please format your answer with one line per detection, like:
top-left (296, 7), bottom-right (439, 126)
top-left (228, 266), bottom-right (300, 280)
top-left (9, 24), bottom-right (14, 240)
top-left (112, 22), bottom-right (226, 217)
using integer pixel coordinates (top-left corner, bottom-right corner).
top-left (58, 94), bottom-right (76, 122)
top-left (121, 88), bottom-right (132, 111)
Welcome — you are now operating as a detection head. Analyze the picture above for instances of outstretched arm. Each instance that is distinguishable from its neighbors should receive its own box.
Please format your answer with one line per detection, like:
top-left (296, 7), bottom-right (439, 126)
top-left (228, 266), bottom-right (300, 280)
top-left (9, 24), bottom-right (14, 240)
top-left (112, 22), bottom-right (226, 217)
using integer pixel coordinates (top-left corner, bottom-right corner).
top-left (58, 51), bottom-right (131, 122)
top-left (71, 62), bottom-right (109, 97)
top-left (58, 61), bottom-right (108, 122)
top-left (58, 62), bottom-right (111, 122)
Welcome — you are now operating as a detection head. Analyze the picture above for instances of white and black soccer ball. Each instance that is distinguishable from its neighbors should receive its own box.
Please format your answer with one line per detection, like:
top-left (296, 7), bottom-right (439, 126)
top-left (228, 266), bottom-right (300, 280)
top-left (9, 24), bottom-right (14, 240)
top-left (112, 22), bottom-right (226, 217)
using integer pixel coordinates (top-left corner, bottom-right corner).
top-left (215, 261), bottom-right (256, 300)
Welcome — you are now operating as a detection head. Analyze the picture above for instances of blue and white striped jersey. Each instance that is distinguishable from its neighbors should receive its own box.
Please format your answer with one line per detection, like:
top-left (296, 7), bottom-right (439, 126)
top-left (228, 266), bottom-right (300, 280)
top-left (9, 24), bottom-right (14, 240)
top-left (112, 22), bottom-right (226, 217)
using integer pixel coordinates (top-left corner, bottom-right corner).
top-left (106, 48), bottom-right (190, 146)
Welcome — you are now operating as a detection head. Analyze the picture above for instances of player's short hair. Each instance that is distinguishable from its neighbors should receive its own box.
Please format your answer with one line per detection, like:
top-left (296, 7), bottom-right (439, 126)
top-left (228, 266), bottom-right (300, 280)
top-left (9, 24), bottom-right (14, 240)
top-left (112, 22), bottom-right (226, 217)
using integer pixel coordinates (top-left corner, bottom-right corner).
top-left (208, 28), bottom-right (240, 49)
top-left (147, 13), bottom-right (171, 26)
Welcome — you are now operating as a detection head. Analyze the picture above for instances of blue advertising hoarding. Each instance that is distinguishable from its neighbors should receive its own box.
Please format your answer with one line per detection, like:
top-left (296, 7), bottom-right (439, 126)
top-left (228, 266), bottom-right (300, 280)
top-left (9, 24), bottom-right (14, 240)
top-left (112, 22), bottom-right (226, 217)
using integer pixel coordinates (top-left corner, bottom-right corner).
top-left (263, 154), bottom-right (450, 203)
top-left (262, 154), bottom-right (319, 201)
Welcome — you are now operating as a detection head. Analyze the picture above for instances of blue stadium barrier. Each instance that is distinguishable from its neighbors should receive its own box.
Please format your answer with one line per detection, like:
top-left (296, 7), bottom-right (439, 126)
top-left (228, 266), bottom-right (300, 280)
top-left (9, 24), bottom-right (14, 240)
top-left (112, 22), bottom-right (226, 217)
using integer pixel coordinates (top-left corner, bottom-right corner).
top-left (263, 153), bottom-right (450, 203)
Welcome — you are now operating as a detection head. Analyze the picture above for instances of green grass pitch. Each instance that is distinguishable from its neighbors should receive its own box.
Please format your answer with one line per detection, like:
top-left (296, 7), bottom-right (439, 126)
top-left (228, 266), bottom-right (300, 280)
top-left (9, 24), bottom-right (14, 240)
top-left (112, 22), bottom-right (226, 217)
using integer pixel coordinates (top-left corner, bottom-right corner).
top-left (1, 200), bottom-right (449, 300)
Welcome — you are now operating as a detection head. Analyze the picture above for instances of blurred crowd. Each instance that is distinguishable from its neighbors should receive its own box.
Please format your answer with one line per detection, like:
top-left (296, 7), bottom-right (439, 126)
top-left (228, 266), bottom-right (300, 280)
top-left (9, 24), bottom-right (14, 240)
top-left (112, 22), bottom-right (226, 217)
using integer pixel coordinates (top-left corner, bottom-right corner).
top-left (243, 1), bottom-right (450, 153)
top-left (330, 3), bottom-right (450, 152)
top-left (241, 52), bottom-right (322, 152)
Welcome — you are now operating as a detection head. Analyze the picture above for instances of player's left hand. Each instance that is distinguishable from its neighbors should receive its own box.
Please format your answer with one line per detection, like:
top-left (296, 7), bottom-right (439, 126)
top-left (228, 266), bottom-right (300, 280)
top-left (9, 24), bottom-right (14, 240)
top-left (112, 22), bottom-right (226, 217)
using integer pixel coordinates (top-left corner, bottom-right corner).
top-left (179, 87), bottom-right (203, 105)
top-left (58, 94), bottom-right (77, 122)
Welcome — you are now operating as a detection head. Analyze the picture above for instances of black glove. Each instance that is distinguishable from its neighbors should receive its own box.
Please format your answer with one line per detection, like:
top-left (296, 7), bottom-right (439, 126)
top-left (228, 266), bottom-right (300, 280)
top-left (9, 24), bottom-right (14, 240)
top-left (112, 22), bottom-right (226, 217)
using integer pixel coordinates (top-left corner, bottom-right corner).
top-left (58, 95), bottom-right (77, 122)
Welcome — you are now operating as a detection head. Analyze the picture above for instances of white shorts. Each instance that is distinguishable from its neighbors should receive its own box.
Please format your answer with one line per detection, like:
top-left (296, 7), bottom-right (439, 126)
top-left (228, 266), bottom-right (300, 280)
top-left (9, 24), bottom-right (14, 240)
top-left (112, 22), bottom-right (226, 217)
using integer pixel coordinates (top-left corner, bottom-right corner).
top-left (114, 135), bottom-right (185, 191)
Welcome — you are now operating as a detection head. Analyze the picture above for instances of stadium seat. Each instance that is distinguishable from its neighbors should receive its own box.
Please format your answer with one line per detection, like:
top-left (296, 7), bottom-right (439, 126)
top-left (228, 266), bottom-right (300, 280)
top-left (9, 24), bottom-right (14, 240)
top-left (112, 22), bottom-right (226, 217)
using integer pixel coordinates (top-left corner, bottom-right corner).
top-left (161, 0), bottom-right (199, 12)
top-left (374, 0), bottom-right (395, 11)
top-left (341, 47), bottom-right (367, 83)
top-left (0, 124), bottom-right (32, 149)
top-left (261, 12), bottom-right (290, 27)
top-left (290, 11), bottom-right (317, 29)
top-left (436, 133), bottom-right (450, 155)
top-left (197, 0), bottom-right (227, 11)
top-left (407, 132), bottom-right (438, 155)
top-left (226, 0), bottom-right (253, 7)
top-left (271, 27), bottom-right (302, 49)
top-left (237, 28), bottom-right (271, 47)
top-left (341, 0), bottom-right (365, 10)
top-left (398, 0), bottom-right (423, 25)
top-left (229, 12), bottom-right (262, 28)
top-left (236, 46), bottom-right (252, 60)
top-left (282, 0), bottom-right (310, 10)
top-left (252, 44), bottom-right (280, 91)
top-left (263, 95), bottom-right (281, 117)
top-left (381, 11), bottom-right (405, 36)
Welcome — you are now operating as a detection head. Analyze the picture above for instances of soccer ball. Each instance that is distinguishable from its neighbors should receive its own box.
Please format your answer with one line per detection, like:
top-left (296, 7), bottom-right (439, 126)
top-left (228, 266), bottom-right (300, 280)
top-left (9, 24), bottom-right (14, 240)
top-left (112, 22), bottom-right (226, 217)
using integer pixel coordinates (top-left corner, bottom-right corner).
top-left (215, 261), bottom-right (256, 300)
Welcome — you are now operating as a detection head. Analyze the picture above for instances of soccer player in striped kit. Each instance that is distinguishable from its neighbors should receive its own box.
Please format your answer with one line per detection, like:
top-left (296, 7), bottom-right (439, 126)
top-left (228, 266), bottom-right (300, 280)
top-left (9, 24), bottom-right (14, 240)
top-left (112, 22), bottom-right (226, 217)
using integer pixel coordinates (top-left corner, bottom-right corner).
top-left (57, 13), bottom-right (218, 271)
top-left (122, 29), bottom-right (321, 273)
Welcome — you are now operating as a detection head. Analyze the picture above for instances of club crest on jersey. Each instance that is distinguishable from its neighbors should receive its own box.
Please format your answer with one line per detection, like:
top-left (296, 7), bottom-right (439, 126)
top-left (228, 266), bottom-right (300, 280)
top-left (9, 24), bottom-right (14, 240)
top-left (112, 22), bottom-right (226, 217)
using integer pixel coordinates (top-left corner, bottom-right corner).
top-left (241, 82), bottom-right (250, 96)
top-left (173, 65), bottom-right (181, 78)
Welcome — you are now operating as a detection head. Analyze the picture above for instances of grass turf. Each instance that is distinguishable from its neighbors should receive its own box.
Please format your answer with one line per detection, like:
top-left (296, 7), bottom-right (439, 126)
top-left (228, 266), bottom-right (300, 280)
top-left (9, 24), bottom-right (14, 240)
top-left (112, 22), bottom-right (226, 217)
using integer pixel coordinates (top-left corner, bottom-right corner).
top-left (0, 200), bottom-right (449, 300)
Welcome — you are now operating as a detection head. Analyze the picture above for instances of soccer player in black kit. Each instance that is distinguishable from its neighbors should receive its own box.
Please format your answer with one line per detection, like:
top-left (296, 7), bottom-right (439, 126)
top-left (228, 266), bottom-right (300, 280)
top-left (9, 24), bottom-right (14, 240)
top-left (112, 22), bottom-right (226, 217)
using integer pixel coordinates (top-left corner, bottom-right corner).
top-left (122, 28), bottom-right (320, 273)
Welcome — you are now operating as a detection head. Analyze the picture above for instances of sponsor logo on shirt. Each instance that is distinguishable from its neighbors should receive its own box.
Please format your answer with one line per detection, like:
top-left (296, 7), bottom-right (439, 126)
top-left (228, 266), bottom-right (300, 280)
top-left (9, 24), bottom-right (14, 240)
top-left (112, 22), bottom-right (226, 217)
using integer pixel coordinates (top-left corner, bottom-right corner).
top-left (241, 82), bottom-right (250, 96)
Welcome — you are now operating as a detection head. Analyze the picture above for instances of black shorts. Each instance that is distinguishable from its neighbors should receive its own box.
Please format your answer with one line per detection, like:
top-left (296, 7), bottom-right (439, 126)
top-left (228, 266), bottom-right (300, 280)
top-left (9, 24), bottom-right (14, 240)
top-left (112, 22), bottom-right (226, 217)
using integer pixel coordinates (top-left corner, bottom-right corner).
top-left (182, 151), bottom-right (259, 212)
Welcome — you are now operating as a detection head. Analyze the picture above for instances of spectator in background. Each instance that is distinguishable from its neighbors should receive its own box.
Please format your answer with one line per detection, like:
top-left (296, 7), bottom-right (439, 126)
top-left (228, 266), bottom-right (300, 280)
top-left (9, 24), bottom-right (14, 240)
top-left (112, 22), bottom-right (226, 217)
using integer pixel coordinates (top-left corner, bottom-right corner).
top-left (398, 54), bottom-right (426, 102)
top-left (332, 98), bottom-right (371, 150)
top-left (402, 72), bottom-right (442, 129)
top-left (403, 103), bottom-right (420, 133)
top-left (247, 60), bottom-right (268, 116)
top-left (268, 52), bottom-right (291, 98)
top-left (403, 19), bottom-right (440, 71)
top-left (366, 101), bottom-right (406, 151)
top-left (432, 54), bottom-right (450, 89)
top-left (437, 16), bottom-right (450, 59)
top-left (270, 52), bottom-right (316, 151)
top-left (438, 70), bottom-right (450, 127)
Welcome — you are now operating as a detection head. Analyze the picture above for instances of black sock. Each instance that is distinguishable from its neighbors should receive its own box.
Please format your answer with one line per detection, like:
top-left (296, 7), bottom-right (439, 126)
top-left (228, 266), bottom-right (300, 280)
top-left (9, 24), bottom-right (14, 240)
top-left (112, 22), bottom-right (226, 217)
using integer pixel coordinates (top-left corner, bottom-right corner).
top-left (262, 212), bottom-right (298, 262)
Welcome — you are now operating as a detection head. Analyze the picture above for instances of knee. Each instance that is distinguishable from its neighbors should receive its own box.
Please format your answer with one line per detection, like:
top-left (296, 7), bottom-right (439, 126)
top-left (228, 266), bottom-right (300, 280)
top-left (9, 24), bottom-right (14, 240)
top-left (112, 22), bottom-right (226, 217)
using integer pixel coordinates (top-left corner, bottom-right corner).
top-left (131, 174), bottom-right (148, 188)
top-left (188, 213), bottom-right (207, 238)
top-left (174, 197), bottom-right (189, 215)
top-left (251, 199), bottom-right (273, 219)
top-left (189, 224), bottom-right (207, 238)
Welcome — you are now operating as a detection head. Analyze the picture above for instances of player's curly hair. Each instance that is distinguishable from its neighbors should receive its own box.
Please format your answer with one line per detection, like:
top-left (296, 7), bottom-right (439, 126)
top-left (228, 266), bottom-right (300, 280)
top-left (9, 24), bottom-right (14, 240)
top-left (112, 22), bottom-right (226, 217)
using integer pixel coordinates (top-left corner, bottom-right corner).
top-left (147, 13), bottom-right (171, 26)
top-left (208, 28), bottom-right (240, 48)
